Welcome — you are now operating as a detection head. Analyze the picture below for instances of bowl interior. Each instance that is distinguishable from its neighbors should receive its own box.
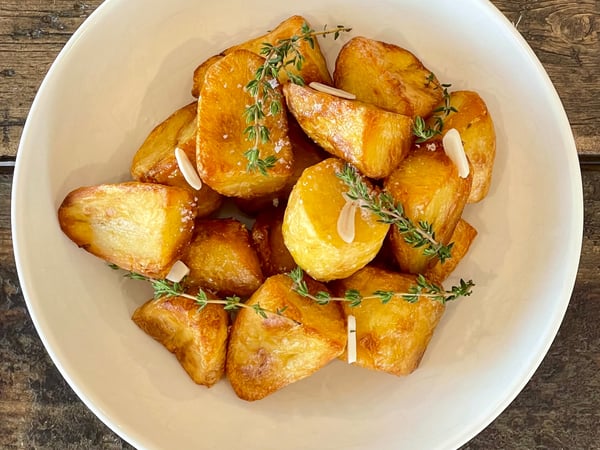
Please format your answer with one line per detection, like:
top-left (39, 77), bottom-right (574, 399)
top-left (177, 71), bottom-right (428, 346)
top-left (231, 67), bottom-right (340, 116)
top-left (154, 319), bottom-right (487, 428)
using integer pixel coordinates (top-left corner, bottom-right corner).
top-left (12, 0), bottom-right (582, 449)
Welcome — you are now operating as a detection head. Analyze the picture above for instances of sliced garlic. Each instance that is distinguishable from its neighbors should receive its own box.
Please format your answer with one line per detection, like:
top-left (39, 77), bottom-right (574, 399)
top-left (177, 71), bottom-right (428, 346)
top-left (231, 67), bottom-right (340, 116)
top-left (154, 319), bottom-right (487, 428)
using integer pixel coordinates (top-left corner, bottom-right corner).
top-left (165, 260), bottom-right (190, 283)
top-left (347, 315), bottom-right (357, 364)
top-left (175, 147), bottom-right (203, 190)
top-left (442, 128), bottom-right (470, 178)
top-left (337, 198), bottom-right (357, 244)
top-left (309, 81), bottom-right (356, 100)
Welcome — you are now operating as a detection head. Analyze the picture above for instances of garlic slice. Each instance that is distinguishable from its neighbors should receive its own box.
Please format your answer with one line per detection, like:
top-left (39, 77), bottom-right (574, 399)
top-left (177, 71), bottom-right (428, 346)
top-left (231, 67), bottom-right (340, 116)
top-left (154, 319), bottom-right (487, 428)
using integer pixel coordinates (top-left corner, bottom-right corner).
top-left (442, 128), bottom-right (470, 178)
top-left (165, 260), bottom-right (190, 283)
top-left (309, 81), bottom-right (356, 100)
top-left (175, 147), bottom-right (203, 190)
top-left (347, 315), bottom-right (357, 364)
top-left (337, 198), bottom-right (357, 244)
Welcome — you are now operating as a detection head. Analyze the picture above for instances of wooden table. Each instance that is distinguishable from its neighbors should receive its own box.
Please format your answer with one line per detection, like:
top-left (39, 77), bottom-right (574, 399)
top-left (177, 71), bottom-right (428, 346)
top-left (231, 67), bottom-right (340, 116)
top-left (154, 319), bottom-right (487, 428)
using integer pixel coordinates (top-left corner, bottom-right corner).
top-left (1, 1), bottom-right (598, 448)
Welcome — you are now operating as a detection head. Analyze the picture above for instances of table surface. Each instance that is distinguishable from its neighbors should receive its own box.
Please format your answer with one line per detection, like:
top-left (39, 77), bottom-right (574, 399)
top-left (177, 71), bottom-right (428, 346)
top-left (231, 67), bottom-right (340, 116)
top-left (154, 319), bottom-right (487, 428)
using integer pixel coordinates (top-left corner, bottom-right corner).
top-left (1, 1), bottom-right (599, 449)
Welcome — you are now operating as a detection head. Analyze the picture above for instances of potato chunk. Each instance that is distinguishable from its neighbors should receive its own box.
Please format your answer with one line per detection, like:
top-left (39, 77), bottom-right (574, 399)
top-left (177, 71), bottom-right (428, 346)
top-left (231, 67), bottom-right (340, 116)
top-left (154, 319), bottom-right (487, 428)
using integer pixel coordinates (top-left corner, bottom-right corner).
top-left (331, 266), bottom-right (445, 376)
top-left (251, 207), bottom-right (297, 277)
top-left (427, 90), bottom-right (496, 203)
top-left (282, 158), bottom-right (390, 281)
top-left (226, 274), bottom-right (345, 401)
top-left (197, 49), bottom-right (294, 198)
top-left (384, 142), bottom-right (472, 274)
top-left (284, 82), bottom-right (413, 179)
top-left (130, 103), bottom-right (223, 218)
top-left (58, 182), bottom-right (196, 278)
top-left (224, 15), bottom-right (332, 86)
top-left (424, 219), bottom-right (478, 284)
top-left (333, 36), bottom-right (443, 117)
top-left (132, 294), bottom-right (228, 387)
top-left (181, 218), bottom-right (264, 297)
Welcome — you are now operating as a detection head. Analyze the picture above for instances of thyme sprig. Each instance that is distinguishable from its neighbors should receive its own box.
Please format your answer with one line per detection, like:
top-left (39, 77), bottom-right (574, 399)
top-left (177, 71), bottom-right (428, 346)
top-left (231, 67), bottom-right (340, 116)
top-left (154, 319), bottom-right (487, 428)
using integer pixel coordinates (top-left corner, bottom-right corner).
top-left (336, 163), bottom-right (453, 263)
top-left (412, 73), bottom-right (457, 143)
top-left (117, 268), bottom-right (299, 324)
top-left (244, 23), bottom-right (351, 175)
top-left (288, 267), bottom-right (474, 306)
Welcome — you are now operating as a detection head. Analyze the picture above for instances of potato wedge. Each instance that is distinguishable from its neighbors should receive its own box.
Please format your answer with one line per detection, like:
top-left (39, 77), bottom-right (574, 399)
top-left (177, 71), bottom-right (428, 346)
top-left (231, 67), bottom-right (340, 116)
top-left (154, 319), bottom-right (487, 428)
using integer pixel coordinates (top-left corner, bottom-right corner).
top-left (284, 82), bottom-right (413, 179)
top-left (251, 207), bottom-right (296, 277)
top-left (333, 36), bottom-right (443, 118)
top-left (181, 218), bottom-right (264, 297)
top-left (282, 158), bottom-right (390, 281)
top-left (384, 142), bottom-right (472, 274)
top-left (226, 274), bottom-right (345, 401)
top-left (132, 294), bottom-right (228, 387)
top-left (197, 49), bottom-right (294, 198)
top-left (130, 103), bottom-right (223, 218)
top-left (424, 218), bottom-right (478, 284)
top-left (224, 15), bottom-right (332, 86)
top-left (331, 266), bottom-right (445, 376)
top-left (427, 90), bottom-right (496, 203)
top-left (58, 182), bottom-right (196, 278)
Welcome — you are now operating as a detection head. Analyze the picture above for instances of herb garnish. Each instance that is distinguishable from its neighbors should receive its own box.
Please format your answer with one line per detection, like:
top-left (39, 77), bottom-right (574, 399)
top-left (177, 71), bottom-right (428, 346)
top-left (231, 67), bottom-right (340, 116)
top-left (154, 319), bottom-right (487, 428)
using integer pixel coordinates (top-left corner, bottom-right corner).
top-left (412, 73), bottom-right (457, 142)
top-left (288, 267), bottom-right (474, 306)
top-left (335, 163), bottom-right (454, 263)
top-left (244, 23), bottom-right (351, 175)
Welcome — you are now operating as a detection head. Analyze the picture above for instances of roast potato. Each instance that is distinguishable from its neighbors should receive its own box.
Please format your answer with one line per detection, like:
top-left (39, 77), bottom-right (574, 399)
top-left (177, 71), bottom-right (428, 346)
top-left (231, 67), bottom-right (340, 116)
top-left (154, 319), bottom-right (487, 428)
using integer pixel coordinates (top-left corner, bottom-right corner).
top-left (427, 90), bottom-right (496, 203)
top-left (132, 293), bottom-right (229, 387)
top-left (226, 274), bottom-right (345, 401)
top-left (333, 36), bottom-right (443, 118)
top-left (130, 103), bottom-right (222, 218)
top-left (251, 207), bottom-right (297, 277)
top-left (196, 49), bottom-right (294, 198)
top-left (282, 158), bottom-right (390, 281)
top-left (58, 182), bottom-right (196, 279)
top-left (331, 266), bottom-right (445, 376)
top-left (384, 142), bottom-right (472, 274)
top-left (284, 82), bottom-right (413, 179)
top-left (181, 218), bottom-right (264, 298)
top-left (424, 218), bottom-right (478, 284)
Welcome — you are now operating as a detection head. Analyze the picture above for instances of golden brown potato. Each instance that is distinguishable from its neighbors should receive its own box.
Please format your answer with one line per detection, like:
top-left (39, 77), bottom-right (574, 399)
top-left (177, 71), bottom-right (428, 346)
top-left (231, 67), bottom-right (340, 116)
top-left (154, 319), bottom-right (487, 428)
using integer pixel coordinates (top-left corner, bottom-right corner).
top-left (191, 54), bottom-right (224, 98)
top-left (251, 207), bottom-right (297, 277)
top-left (181, 218), bottom-right (264, 297)
top-left (196, 49), bottom-right (294, 198)
top-left (226, 274), bottom-right (345, 401)
top-left (331, 266), bottom-right (445, 376)
top-left (234, 113), bottom-right (327, 214)
top-left (282, 158), bottom-right (390, 281)
top-left (384, 142), bottom-right (472, 274)
top-left (284, 82), bottom-right (413, 179)
top-left (130, 103), bottom-right (223, 218)
top-left (132, 293), bottom-right (229, 387)
top-left (58, 182), bottom-right (196, 279)
top-left (333, 36), bottom-right (443, 118)
top-left (427, 90), bottom-right (496, 203)
top-left (224, 15), bottom-right (332, 86)
top-left (424, 218), bottom-right (477, 284)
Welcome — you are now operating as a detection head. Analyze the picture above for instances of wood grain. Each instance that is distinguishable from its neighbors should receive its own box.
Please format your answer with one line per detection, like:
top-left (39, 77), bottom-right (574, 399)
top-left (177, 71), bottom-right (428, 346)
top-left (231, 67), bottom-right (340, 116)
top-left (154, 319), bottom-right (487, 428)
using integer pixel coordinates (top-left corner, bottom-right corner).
top-left (0, 0), bottom-right (599, 157)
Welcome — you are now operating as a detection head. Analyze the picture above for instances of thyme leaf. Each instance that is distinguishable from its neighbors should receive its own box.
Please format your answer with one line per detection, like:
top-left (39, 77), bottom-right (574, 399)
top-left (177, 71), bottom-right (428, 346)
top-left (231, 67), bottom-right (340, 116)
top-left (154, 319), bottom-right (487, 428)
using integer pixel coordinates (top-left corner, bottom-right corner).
top-left (412, 73), bottom-right (457, 143)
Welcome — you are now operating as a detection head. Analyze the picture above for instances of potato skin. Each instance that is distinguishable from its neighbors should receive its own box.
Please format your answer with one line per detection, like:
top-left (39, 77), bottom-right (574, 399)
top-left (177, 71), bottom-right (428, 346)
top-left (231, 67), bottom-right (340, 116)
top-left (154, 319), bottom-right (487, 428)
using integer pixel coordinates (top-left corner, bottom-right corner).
top-left (251, 207), bottom-right (297, 277)
top-left (196, 49), bottom-right (294, 198)
top-left (226, 274), bottom-right (345, 401)
top-left (284, 82), bottom-right (413, 179)
top-left (282, 158), bottom-right (390, 281)
top-left (132, 294), bottom-right (229, 387)
top-left (331, 266), bottom-right (445, 375)
top-left (334, 36), bottom-right (443, 117)
top-left (428, 90), bottom-right (496, 203)
top-left (384, 142), bottom-right (472, 274)
top-left (181, 218), bottom-right (264, 298)
top-left (58, 182), bottom-right (196, 278)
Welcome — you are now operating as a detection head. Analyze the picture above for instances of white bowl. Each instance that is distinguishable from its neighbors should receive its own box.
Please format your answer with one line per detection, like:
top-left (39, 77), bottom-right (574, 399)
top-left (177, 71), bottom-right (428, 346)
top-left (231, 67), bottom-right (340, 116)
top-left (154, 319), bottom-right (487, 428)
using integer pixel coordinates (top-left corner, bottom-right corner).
top-left (12, 0), bottom-right (583, 449)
